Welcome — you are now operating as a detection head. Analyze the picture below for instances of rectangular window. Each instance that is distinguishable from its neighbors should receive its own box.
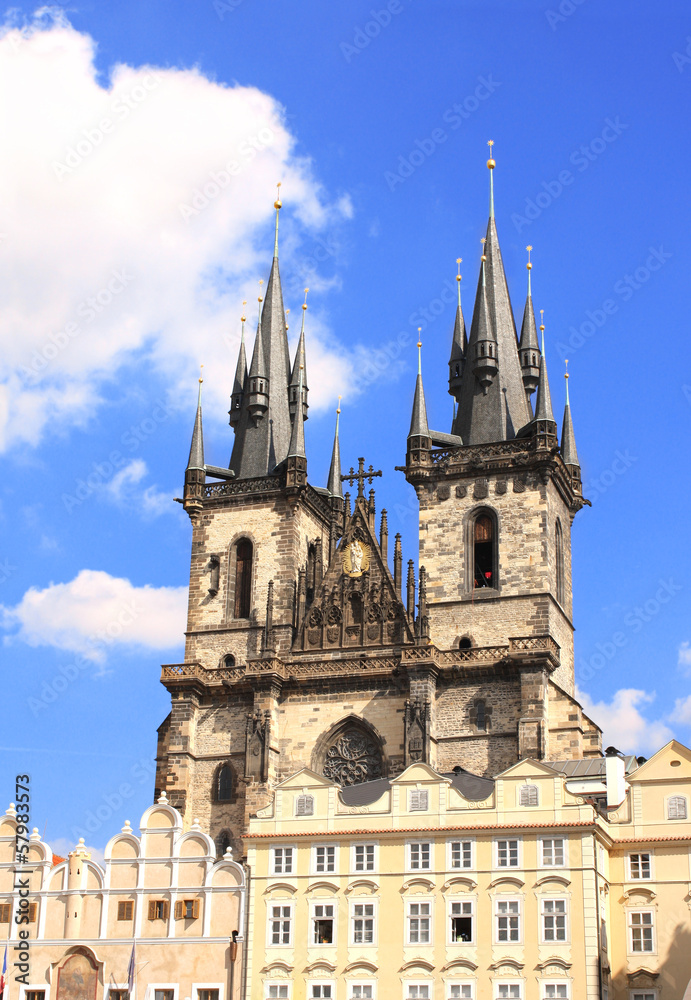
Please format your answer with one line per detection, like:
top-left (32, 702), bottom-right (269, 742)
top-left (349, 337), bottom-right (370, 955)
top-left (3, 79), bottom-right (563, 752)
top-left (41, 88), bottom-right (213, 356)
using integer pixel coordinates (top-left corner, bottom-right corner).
top-left (448, 987), bottom-right (473, 1000)
top-left (543, 987), bottom-right (569, 999)
top-left (496, 839), bottom-right (520, 867)
top-left (495, 899), bottom-right (520, 943)
top-left (409, 842), bottom-right (431, 870)
top-left (541, 838), bottom-right (565, 867)
top-left (495, 987), bottom-right (521, 999)
top-left (0, 904), bottom-right (10, 922)
top-left (314, 846), bottom-right (336, 874)
top-left (668, 796), bottom-right (687, 820)
top-left (154, 992), bottom-right (174, 1000)
top-left (629, 910), bottom-right (654, 952)
top-left (449, 900), bottom-right (473, 943)
top-left (630, 994), bottom-right (656, 1000)
top-left (197, 992), bottom-right (219, 1000)
top-left (542, 899), bottom-right (568, 942)
top-left (409, 789), bottom-right (429, 811)
top-left (352, 902), bottom-right (375, 944)
top-left (310, 985), bottom-right (333, 999)
top-left (108, 992), bottom-right (129, 1000)
top-left (175, 899), bottom-right (200, 920)
top-left (117, 901), bottom-right (134, 921)
top-left (272, 847), bottom-right (294, 875)
top-left (312, 903), bottom-right (335, 945)
top-left (26, 993), bottom-right (47, 1000)
top-left (350, 987), bottom-right (374, 1000)
top-left (629, 853), bottom-right (652, 880)
top-left (148, 900), bottom-right (170, 921)
top-left (266, 987), bottom-right (289, 1000)
top-left (269, 904), bottom-right (292, 946)
top-left (353, 844), bottom-right (376, 872)
top-left (449, 840), bottom-right (473, 869)
top-left (408, 902), bottom-right (431, 944)
top-left (28, 902), bottom-right (38, 922)
top-left (407, 987), bottom-right (430, 1000)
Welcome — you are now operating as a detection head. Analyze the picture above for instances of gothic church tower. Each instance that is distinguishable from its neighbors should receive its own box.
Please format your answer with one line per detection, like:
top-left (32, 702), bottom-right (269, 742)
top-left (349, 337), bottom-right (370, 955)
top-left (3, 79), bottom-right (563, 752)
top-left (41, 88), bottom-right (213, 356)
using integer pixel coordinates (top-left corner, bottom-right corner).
top-left (155, 167), bottom-right (600, 854)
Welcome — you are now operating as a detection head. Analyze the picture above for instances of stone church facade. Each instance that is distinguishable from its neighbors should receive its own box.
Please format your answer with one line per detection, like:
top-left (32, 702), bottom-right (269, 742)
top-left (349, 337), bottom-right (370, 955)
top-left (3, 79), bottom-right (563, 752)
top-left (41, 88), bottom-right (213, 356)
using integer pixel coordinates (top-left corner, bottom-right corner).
top-left (154, 166), bottom-right (601, 855)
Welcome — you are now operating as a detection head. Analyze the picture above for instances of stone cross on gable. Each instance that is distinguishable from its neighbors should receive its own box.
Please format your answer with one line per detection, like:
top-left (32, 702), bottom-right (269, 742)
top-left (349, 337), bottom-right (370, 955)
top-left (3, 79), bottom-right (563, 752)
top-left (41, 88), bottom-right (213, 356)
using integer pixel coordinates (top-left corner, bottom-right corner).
top-left (341, 456), bottom-right (382, 499)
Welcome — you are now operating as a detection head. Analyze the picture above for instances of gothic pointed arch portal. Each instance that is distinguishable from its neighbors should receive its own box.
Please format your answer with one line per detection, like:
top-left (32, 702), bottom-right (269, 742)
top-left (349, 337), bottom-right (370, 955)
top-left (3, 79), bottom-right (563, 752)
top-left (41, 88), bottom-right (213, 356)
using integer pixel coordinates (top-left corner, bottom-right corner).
top-left (313, 716), bottom-right (386, 786)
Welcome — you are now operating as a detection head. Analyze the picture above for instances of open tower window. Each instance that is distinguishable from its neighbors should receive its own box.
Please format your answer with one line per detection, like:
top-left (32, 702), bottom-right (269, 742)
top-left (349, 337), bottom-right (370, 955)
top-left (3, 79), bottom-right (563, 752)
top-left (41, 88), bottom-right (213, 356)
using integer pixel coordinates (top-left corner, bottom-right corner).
top-left (216, 764), bottom-right (233, 802)
top-left (234, 538), bottom-right (253, 618)
top-left (555, 519), bottom-right (565, 606)
top-left (473, 513), bottom-right (496, 589)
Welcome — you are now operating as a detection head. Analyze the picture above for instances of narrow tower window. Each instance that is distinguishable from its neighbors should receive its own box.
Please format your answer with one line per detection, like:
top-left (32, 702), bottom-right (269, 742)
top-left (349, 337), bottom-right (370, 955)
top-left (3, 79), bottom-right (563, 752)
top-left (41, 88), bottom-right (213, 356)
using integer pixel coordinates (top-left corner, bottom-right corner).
top-left (555, 519), bottom-right (565, 606)
top-left (216, 764), bottom-right (233, 802)
top-left (234, 539), bottom-right (253, 618)
top-left (473, 514), bottom-right (495, 589)
top-left (476, 700), bottom-right (487, 731)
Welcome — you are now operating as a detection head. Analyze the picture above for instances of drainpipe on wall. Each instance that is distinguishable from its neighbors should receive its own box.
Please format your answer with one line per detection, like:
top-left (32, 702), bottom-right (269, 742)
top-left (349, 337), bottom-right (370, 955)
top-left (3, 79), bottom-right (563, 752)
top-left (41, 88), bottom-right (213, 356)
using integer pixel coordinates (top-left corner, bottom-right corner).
top-left (228, 930), bottom-right (238, 1000)
top-left (592, 830), bottom-right (604, 1000)
top-left (241, 863), bottom-right (251, 1000)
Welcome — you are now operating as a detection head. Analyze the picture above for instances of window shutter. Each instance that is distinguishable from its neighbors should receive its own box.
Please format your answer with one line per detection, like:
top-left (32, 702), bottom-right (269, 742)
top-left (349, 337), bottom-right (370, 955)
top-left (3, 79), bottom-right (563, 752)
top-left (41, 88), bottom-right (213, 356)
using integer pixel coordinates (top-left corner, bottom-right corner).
top-left (29, 903), bottom-right (38, 921)
top-left (174, 901), bottom-right (183, 919)
top-left (192, 899), bottom-right (200, 919)
top-left (148, 900), bottom-right (156, 920)
top-left (161, 900), bottom-right (170, 920)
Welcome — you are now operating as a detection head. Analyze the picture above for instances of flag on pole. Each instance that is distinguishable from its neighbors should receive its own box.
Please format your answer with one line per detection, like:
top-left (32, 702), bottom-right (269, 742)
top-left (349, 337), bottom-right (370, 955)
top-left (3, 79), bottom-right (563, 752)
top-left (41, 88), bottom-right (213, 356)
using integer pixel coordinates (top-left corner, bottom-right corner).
top-left (0, 943), bottom-right (8, 1000)
top-left (127, 942), bottom-right (136, 995)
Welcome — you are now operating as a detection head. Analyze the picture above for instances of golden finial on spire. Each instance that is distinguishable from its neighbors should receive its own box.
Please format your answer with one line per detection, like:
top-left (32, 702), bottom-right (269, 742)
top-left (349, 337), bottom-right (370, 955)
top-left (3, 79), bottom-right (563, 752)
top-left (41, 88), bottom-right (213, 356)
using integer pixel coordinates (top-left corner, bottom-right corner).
top-left (274, 181), bottom-right (282, 210)
top-left (199, 363), bottom-right (204, 384)
top-left (526, 245), bottom-right (533, 270)
top-left (241, 299), bottom-right (247, 323)
top-left (480, 237), bottom-right (487, 262)
top-left (487, 139), bottom-right (495, 169)
top-left (258, 278), bottom-right (263, 304)
top-left (456, 258), bottom-right (462, 281)
top-left (303, 288), bottom-right (309, 310)
top-left (417, 327), bottom-right (422, 376)
top-left (540, 308), bottom-right (545, 332)
top-left (564, 359), bottom-right (570, 403)
top-left (337, 394), bottom-right (342, 415)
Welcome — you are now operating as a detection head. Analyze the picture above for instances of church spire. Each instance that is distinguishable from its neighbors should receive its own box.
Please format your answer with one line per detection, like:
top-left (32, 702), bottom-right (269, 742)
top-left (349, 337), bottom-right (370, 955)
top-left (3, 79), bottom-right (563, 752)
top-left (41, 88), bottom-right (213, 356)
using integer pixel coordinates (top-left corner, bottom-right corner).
top-left (183, 369), bottom-right (206, 517)
top-left (408, 333), bottom-right (430, 439)
top-left (247, 291), bottom-right (269, 422)
top-left (289, 288), bottom-right (309, 422)
top-left (229, 302), bottom-right (248, 429)
top-left (187, 370), bottom-right (205, 472)
top-left (326, 398), bottom-right (343, 497)
top-left (561, 362), bottom-right (580, 471)
top-left (533, 314), bottom-right (556, 425)
top-left (448, 257), bottom-right (466, 403)
top-left (273, 182), bottom-right (281, 258)
top-left (518, 246), bottom-right (540, 405)
top-left (287, 365), bottom-right (306, 460)
top-left (471, 248), bottom-right (498, 394)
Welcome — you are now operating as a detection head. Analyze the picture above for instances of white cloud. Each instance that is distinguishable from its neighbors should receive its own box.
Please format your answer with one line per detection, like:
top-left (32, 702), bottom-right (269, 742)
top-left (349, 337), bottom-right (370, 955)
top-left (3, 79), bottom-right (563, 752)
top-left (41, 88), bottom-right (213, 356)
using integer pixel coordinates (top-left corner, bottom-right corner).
top-left (577, 687), bottom-right (673, 756)
top-left (1, 568), bottom-right (187, 662)
top-left (679, 641), bottom-right (691, 675)
top-left (101, 458), bottom-right (172, 517)
top-left (0, 11), bottom-right (357, 452)
top-left (48, 836), bottom-right (105, 867)
top-left (670, 695), bottom-right (691, 727)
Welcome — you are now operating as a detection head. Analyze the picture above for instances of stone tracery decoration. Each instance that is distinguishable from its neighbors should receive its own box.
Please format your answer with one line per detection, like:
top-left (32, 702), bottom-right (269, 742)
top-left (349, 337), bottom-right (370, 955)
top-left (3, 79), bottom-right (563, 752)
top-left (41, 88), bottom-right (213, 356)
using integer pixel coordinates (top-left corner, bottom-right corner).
top-left (322, 728), bottom-right (383, 785)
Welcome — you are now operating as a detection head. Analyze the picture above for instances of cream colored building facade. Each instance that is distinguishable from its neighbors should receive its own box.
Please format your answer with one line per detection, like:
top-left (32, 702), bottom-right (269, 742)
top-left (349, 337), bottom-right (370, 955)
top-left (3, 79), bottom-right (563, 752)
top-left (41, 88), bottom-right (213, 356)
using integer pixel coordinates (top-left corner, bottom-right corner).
top-left (0, 795), bottom-right (245, 1000)
top-left (244, 742), bottom-right (691, 1000)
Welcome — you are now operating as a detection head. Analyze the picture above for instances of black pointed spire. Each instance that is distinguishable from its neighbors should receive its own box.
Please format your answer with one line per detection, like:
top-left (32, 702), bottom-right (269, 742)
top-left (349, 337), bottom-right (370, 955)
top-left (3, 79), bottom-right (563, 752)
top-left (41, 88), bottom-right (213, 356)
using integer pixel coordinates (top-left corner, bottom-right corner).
top-left (229, 305), bottom-right (248, 429)
top-left (561, 366), bottom-right (580, 470)
top-left (471, 253), bottom-right (498, 393)
top-left (408, 337), bottom-right (430, 439)
top-left (448, 258), bottom-right (467, 402)
top-left (289, 289), bottom-right (309, 422)
top-left (183, 372), bottom-right (206, 516)
top-left (246, 295), bottom-right (269, 423)
top-left (287, 366), bottom-right (306, 460)
top-left (187, 374), bottom-right (204, 472)
top-left (534, 320), bottom-right (556, 425)
top-left (518, 247), bottom-right (540, 405)
top-left (326, 401), bottom-right (343, 497)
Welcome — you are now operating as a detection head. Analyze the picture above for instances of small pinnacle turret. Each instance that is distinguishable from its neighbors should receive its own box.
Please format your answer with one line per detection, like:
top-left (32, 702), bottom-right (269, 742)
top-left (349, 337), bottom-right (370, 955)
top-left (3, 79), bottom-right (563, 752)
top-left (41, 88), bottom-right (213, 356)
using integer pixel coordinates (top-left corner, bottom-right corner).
top-left (561, 366), bottom-right (581, 475)
top-left (247, 298), bottom-right (269, 423)
top-left (326, 401), bottom-right (343, 497)
top-left (183, 373), bottom-right (206, 514)
top-left (229, 304), bottom-right (248, 428)
top-left (518, 247), bottom-right (540, 405)
top-left (408, 337), bottom-right (430, 441)
top-left (470, 253), bottom-right (498, 394)
top-left (287, 366), bottom-right (306, 460)
top-left (448, 258), bottom-right (467, 402)
top-left (289, 289), bottom-right (309, 423)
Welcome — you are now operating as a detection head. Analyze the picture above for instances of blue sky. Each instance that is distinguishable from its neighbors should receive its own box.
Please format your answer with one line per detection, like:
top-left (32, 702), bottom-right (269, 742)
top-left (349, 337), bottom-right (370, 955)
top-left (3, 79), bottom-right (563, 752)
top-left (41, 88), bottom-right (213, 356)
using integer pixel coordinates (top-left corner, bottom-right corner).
top-left (1, 0), bottom-right (690, 854)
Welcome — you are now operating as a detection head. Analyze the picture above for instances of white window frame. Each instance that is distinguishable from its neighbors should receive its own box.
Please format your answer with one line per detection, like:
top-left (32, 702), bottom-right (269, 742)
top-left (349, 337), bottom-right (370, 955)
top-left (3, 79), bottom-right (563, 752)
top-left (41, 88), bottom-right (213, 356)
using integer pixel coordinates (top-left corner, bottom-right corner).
top-left (271, 845), bottom-right (296, 876)
top-left (447, 838), bottom-right (474, 870)
top-left (351, 842), bottom-right (378, 874)
top-left (494, 837), bottom-right (522, 868)
top-left (312, 844), bottom-right (337, 875)
top-left (406, 899), bottom-right (433, 945)
top-left (540, 837), bottom-right (567, 867)
top-left (311, 901), bottom-right (337, 947)
top-left (404, 983), bottom-right (433, 1000)
top-left (629, 992), bottom-right (657, 1000)
top-left (627, 908), bottom-right (655, 954)
top-left (409, 788), bottom-right (429, 812)
top-left (19, 986), bottom-right (52, 1000)
top-left (627, 851), bottom-right (653, 881)
top-left (540, 897), bottom-right (569, 943)
top-left (667, 795), bottom-right (687, 820)
top-left (267, 901), bottom-right (294, 947)
top-left (407, 840), bottom-right (432, 871)
top-left (350, 898), bottom-right (378, 946)
top-left (542, 986), bottom-right (571, 1000)
top-left (264, 984), bottom-right (292, 1000)
top-left (493, 984), bottom-right (523, 999)
top-left (448, 897), bottom-right (475, 945)
top-left (104, 988), bottom-right (128, 1000)
top-left (349, 983), bottom-right (376, 1000)
top-left (192, 984), bottom-right (224, 1000)
top-left (308, 983), bottom-right (335, 1000)
top-left (494, 897), bottom-right (522, 944)
top-left (446, 983), bottom-right (476, 1000)
top-left (147, 986), bottom-right (179, 1000)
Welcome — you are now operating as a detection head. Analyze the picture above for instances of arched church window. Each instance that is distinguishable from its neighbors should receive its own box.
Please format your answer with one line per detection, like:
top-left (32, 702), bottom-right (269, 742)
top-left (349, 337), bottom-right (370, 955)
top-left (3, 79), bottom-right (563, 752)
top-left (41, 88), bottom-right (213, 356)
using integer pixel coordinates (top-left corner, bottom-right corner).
top-left (322, 725), bottom-right (383, 786)
top-left (459, 636), bottom-right (472, 650)
top-left (556, 519), bottom-right (565, 606)
top-left (234, 539), bottom-right (253, 619)
top-left (216, 764), bottom-right (233, 802)
top-left (306, 544), bottom-right (316, 603)
top-left (217, 830), bottom-right (232, 858)
top-left (223, 653), bottom-right (235, 668)
top-left (473, 513), bottom-right (496, 589)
